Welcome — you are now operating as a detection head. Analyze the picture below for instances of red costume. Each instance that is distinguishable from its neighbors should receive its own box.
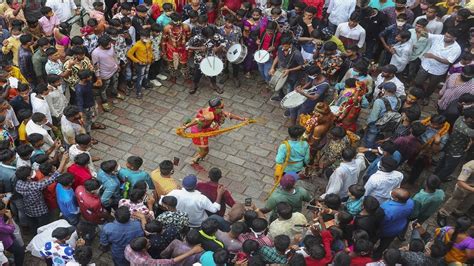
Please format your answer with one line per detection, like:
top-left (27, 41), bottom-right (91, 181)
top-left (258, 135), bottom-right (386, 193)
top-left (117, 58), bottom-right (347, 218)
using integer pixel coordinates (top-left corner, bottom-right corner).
top-left (162, 21), bottom-right (191, 79)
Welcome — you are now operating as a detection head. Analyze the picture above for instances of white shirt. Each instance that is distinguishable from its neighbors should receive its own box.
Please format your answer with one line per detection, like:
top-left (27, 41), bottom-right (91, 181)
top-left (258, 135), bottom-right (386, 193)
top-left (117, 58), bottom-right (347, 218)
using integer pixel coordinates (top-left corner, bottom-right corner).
top-left (16, 154), bottom-right (31, 168)
top-left (364, 170), bottom-right (403, 204)
top-left (166, 188), bottom-right (221, 227)
top-left (373, 74), bottom-right (406, 98)
top-left (31, 93), bottom-right (53, 130)
top-left (413, 15), bottom-right (443, 34)
top-left (322, 153), bottom-right (366, 199)
top-left (25, 120), bottom-right (54, 151)
top-left (421, 34), bottom-right (461, 76)
top-left (327, 0), bottom-right (356, 26)
top-left (45, 85), bottom-right (68, 118)
top-left (80, 0), bottom-right (104, 13)
top-left (335, 22), bottom-right (366, 48)
top-left (45, 0), bottom-right (77, 22)
top-left (26, 219), bottom-right (78, 258)
top-left (390, 41), bottom-right (413, 73)
top-left (61, 116), bottom-right (85, 145)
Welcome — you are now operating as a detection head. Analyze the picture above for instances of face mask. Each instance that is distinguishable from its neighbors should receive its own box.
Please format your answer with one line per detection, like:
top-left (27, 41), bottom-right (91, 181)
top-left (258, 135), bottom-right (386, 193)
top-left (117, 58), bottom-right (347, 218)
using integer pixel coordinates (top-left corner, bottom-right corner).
top-left (12, 34), bottom-right (21, 39)
top-left (396, 21), bottom-right (405, 27)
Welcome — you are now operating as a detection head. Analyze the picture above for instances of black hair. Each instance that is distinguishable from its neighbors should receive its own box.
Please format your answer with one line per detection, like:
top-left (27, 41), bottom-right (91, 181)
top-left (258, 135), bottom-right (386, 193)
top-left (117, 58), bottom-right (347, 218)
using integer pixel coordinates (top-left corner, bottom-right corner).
top-left (308, 244), bottom-right (325, 259)
top-left (73, 246), bottom-right (93, 265)
top-left (230, 221), bottom-right (247, 236)
top-left (381, 140), bottom-right (397, 154)
top-left (383, 248), bottom-right (401, 264)
top-left (41, 6), bottom-right (52, 15)
top-left (251, 218), bottom-right (268, 232)
top-left (324, 193), bottom-right (341, 210)
top-left (332, 251), bottom-right (351, 266)
top-left (145, 220), bottom-right (163, 234)
top-left (459, 93), bottom-right (474, 104)
top-left (159, 160), bottom-right (174, 176)
top-left (416, 18), bottom-right (429, 27)
top-left (135, 4), bottom-right (147, 13)
top-left (86, 18), bottom-right (98, 27)
top-left (213, 248), bottom-right (229, 265)
top-left (127, 156), bottom-right (143, 170)
top-left (47, 74), bottom-right (61, 84)
top-left (330, 126), bottom-right (346, 139)
top-left (0, 149), bottom-right (15, 162)
top-left (17, 83), bottom-right (30, 93)
top-left (244, 210), bottom-right (258, 229)
top-left (242, 239), bottom-right (259, 254)
top-left (120, 2), bottom-right (132, 10)
top-left (63, 105), bottom-right (80, 119)
top-left (354, 239), bottom-right (373, 255)
top-left (186, 229), bottom-right (201, 245)
top-left (411, 121), bottom-right (427, 137)
top-left (288, 125), bottom-right (305, 139)
top-left (425, 174), bottom-right (441, 191)
top-left (84, 179), bottom-right (100, 192)
top-left (17, 109), bottom-right (32, 123)
top-left (37, 37), bottom-right (50, 47)
top-left (396, 13), bottom-right (408, 21)
top-left (270, 7), bottom-right (282, 16)
top-left (15, 144), bottom-right (34, 157)
top-left (349, 11), bottom-right (360, 22)
top-left (457, 8), bottom-right (471, 19)
top-left (115, 206), bottom-right (131, 223)
top-left (352, 229), bottom-right (369, 242)
top-left (98, 35), bottom-right (112, 48)
top-left (323, 41), bottom-right (337, 52)
top-left (202, 26), bottom-right (215, 38)
top-left (398, 30), bottom-right (411, 41)
top-left (19, 34), bottom-right (33, 45)
top-left (274, 235), bottom-right (290, 252)
top-left (162, 195), bottom-right (178, 208)
top-left (209, 167), bottom-right (222, 182)
top-left (26, 133), bottom-right (44, 147)
top-left (75, 134), bottom-right (92, 146)
top-left (71, 46), bottom-right (86, 55)
top-left (188, 10), bottom-right (199, 19)
top-left (464, 107), bottom-right (474, 120)
top-left (430, 114), bottom-right (447, 125)
top-left (57, 173), bottom-right (74, 186)
top-left (276, 202), bottom-right (293, 220)
top-left (305, 6), bottom-right (317, 15)
top-left (363, 196), bottom-right (380, 214)
top-left (77, 70), bottom-right (92, 80)
top-left (409, 238), bottom-right (425, 252)
top-left (303, 234), bottom-right (322, 248)
top-left (129, 188), bottom-right (146, 203)
top-left (348, 184), bottom-right (365, 199)
top-left (201, 218), bottom-right (219, 235)
top-left (404, 107), bottom-right (421, 123)
top-left (15, 166), bottom-right (32, 181)
top-left (100, 160), bottom-right (117, 174)
top-left (342, 147), bottom-right (356, 162)
top-left (35, 83), bottom-right (49, 95)
top-left (170, 12), bottom-right (182, 23)
top-left (337, 211), bottom-right (353, 226)
top-left (295, 2), bottom-right (307, 9)
top-left (130, 237), bottom-right (147, 251)
top-left (162, 2), bottom-right (173, 11)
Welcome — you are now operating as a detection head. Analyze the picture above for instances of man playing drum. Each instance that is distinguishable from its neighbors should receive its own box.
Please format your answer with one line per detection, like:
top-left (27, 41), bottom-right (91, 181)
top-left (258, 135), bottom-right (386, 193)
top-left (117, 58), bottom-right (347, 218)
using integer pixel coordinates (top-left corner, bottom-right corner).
top-left (219, 14), bottom-right (243, 87)
top-left (162, 13), bottom-right (191, 83)
top-left (255, 21), bottom-right (281, 85)
top-left (269, 36), bottom-right (305, 115)
top-left (186, 26), bottom-right (227, 94)
top-left (287, 66), bottom-right (330, 126)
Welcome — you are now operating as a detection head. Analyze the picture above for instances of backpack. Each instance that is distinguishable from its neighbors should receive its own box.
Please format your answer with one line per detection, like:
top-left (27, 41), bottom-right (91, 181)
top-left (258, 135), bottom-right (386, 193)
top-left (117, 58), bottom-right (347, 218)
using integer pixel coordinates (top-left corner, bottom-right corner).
top-left (375, 97), bottom-right (401, 132)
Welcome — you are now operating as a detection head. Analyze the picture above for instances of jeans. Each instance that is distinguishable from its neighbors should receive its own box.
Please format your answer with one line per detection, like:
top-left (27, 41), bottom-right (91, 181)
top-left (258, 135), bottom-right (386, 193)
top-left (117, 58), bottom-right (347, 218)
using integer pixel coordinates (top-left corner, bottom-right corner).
top-left (414, 67), bottom-right (445, 99)
top-left (407, 58), bottom-right (421, 81)
top-left (100, 72), bottom-right (119, 103)
top-left (27, 212), bottom-right (51, 233)
top-left (135, 64), bottom-right (150, 95)
top-left (10, 198), bottom-right (27, 227)
top-left (435, 153), bottom-right (463, 181)
top-left (148, 60), bottom-right (163, 80)
top-left (7, 240), bottom-right (24, 266)
top-left (362, 123), bottom-right (379, 148)
top-left (257, 59), bottom-right (273, 83)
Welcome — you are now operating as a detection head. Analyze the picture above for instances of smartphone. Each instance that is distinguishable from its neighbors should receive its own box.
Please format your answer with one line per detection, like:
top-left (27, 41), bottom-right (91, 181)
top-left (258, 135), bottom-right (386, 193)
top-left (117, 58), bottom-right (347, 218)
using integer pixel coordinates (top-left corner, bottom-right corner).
top-left (294, 224), bottom-right (309, 228)
top-left (245, 198), bottom-right (252, 207)
top-left (306, 205), bottom-right (321, 212)
top-left (173, 157), bottom-right (180, 166)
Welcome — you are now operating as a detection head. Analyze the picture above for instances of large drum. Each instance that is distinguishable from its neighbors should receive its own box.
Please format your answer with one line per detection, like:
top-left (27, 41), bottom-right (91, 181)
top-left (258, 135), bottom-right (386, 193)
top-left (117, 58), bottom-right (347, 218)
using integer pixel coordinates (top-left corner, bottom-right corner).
top-left (227, 44), bottom-right (248, 64)
top-left (269, 69), bottom-right (288, 92)
top-left (254, 49), bottom-right (270, 64)
top-left (200, 56), bottom-right (224, 77)
top-left (281, 91), bottom-right (307, 109)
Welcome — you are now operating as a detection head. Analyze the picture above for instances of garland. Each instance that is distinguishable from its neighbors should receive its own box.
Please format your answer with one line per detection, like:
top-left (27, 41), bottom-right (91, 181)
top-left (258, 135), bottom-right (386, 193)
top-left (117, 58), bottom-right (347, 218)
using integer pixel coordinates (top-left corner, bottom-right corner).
top-left (176, 119), bottom-right (257, 138)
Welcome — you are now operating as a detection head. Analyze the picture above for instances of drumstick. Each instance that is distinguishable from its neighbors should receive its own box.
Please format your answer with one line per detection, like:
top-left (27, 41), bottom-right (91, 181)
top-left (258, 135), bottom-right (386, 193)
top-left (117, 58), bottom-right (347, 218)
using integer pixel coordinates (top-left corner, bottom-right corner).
top-left (213, 55), bottom-right (216, 70)
top-left (206, 56), bottom-right (212, 70)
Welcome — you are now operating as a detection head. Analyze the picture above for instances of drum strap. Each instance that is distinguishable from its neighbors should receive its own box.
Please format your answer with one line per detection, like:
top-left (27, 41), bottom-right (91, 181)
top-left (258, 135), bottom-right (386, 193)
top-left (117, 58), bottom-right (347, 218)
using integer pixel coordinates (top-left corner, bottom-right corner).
top-left (258, 30), bottom-right (278, 50)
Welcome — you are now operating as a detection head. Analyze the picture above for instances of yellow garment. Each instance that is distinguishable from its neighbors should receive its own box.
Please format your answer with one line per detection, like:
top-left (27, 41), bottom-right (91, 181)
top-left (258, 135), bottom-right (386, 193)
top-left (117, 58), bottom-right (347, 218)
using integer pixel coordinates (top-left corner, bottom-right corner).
top-left (9, 66), bottom-right (28, 84)
top-left (153, 0), bottom-right (176, 11)
top-left (420, 117), bottom-right (450, 146)
top-left (18, 121), bottom-right (27, 143)
top-left (436, 1), bottom-right (459, 14)
top-left (2, 36), bottom-right (21, 66)
top-left (176, 119), bottom-right (256, 138)
top-left (150, 169), bottom-right (178, 196)
top-left (327, 35), bottom-right (346, 53)
top-left (127, 40), bottom-right (153, 65)
top-left (0, 3), bottom-right (8, 15)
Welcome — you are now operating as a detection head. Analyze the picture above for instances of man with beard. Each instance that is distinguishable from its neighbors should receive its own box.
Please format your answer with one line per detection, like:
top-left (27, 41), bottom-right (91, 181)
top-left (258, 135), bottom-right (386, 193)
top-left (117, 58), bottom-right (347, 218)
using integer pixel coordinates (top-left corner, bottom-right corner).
top-left (414, 29), bottom-right (461, 105)
top-left (162, 13), bottom-right (191, 83)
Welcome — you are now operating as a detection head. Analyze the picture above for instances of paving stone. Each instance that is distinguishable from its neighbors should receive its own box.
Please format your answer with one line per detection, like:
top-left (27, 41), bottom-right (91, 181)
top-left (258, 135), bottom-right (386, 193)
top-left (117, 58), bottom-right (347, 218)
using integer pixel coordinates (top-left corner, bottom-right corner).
top-left (247, 145), bottom-right (270, 157)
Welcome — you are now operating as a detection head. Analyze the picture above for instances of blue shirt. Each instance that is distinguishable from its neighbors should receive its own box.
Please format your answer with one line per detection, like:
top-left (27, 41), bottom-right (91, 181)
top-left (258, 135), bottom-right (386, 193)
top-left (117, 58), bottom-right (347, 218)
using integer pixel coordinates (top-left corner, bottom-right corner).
top-left (275, 140), bottom-right (310, 173)
top-left (75, 81), bottom-right (95, 111)
top-left (96, 170), bottom-right (121, 208)
top-left (118, 168), bottom-right (154, 189)
top-left (56, 184), bottom-right (79, 218)
top-left (368, 0), bottom-right (395, 10)
top-left (345, 196), bottom-right (364, 216)
top-left (30, 149), bottom-right (45, 164)
top-left (367, 95), bottom-right (400, 124)
top-left (0, 163), bottom-right (16, 193)
top-left (156, 14), bottom-right (171, 28)
top-left (100, 220), bottom-right (144, 264)
top-left (380, 199), bottom-right (414, 237)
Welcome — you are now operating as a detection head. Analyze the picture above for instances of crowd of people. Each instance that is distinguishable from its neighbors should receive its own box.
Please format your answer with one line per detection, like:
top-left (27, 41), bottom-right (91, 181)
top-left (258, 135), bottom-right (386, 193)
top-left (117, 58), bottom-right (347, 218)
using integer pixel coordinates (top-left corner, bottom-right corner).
top-left (0, 0), bottom-right (472, 265)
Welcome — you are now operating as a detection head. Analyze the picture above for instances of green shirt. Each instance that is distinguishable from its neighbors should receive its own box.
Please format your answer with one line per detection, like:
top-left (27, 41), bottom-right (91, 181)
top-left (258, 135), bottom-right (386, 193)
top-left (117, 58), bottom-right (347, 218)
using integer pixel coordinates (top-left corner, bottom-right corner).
top-left (32, 49), bottom-right (48, 79)
top-left (410, 189), bottom-right (445, 223)
top-left (265, 187), bottom-right (311, 219)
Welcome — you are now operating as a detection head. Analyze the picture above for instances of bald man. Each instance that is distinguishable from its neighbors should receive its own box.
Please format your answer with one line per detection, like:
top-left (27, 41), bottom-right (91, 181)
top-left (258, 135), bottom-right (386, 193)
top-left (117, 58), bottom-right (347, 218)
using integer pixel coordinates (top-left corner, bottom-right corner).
top-left (374, 188), bottom-right (414, 259)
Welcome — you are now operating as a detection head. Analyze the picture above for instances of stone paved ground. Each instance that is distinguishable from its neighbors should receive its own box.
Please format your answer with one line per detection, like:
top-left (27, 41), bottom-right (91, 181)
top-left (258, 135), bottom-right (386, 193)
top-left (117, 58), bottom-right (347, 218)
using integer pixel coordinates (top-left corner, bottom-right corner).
top-left (23, 71), bottom-right (460, 265)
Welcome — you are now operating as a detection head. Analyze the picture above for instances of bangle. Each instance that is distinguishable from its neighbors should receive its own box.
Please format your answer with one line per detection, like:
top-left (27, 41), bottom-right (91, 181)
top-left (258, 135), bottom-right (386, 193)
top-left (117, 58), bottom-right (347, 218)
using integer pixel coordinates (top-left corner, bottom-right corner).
top-left (307, 24), bottom-right (313, 27)
top-left (368, 148), bottom-right (372, 152)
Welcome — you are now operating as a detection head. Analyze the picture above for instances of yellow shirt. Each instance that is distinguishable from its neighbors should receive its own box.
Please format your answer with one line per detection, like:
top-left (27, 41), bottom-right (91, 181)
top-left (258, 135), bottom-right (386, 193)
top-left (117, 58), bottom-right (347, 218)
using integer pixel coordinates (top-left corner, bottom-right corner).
top-left (153, 0), bottom-right (176, 11)
top-left (127, 40), bottom-right (153, 65)
top-left (9, 66), bottom-right (28, 84)
top-left (151, 169), bottom-right (178, 196)
top-left (2, 36), bottom-right (21, 66)
top-left (18, 121), bottom-right (27, 143)
top-left (436, 1), bottom-right (459, 14)
top-left (327, 35), bottom-right (346, 53)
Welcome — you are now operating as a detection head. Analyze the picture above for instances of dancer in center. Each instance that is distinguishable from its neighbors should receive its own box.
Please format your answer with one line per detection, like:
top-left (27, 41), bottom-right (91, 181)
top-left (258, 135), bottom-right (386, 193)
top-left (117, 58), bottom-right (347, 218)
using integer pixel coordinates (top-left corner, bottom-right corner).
top-left (179, 97), bottom-right (248, 164)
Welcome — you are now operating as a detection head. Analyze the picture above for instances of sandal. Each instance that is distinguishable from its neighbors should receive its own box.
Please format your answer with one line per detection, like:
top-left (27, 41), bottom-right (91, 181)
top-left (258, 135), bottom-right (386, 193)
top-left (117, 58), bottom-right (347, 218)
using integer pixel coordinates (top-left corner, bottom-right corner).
top-left (91, 138), bottom-right (99, 145)
top-left (102, 103), bottom-right (112, 112)
top-left (211, 83), bottom-right (223, 94)
top-left (91, 122), bottom-right (107, 130)
top-left (189, 87), bottom-right (198, 94)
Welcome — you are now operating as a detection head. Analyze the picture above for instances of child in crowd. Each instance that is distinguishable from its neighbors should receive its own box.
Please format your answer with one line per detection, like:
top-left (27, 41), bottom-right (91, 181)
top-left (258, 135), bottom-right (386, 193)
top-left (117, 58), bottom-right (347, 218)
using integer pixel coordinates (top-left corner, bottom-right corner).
top-left (38, 7), bottom-right (60, 37)
top-left (345, 184), bottom-right (365, 216)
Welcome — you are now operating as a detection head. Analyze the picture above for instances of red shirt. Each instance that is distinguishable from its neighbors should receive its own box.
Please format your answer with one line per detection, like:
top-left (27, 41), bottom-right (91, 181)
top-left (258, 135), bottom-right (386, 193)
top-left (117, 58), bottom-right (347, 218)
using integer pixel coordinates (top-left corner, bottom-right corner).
top-left (302, 0), bottom-right (324, 19)
top-left (259, 27), bottom-right (281, 58)
top-left (224, 0), bottom-right (242, 12)
top-left (196, 181), bottom-right (235, 217)
top-left (305, 230), bottom-right (333, 266)
top-left (34, 170), bottom-right (58, 210)
top-left (75, 185), bottom-right (107, 224)
top-left (67, 164), bottom-right (93, 190)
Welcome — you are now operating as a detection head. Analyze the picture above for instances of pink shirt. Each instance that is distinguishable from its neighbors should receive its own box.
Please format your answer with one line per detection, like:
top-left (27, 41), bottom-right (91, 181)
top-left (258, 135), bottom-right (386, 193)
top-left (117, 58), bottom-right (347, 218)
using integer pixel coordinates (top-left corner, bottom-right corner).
top-left (38, 15), bottom-right (60, 36)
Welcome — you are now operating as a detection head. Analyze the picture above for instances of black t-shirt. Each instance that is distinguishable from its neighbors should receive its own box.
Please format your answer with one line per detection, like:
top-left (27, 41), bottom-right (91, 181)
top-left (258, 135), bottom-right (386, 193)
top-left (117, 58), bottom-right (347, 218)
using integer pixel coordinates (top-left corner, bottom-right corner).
top-left (360, 11), bottom-right (388, 41)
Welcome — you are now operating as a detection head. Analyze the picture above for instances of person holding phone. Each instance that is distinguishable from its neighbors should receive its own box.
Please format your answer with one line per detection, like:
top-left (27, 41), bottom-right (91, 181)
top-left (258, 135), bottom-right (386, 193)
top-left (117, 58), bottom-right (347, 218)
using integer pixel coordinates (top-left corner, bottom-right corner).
top-left (196, 167), bottom-right (235, 217)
